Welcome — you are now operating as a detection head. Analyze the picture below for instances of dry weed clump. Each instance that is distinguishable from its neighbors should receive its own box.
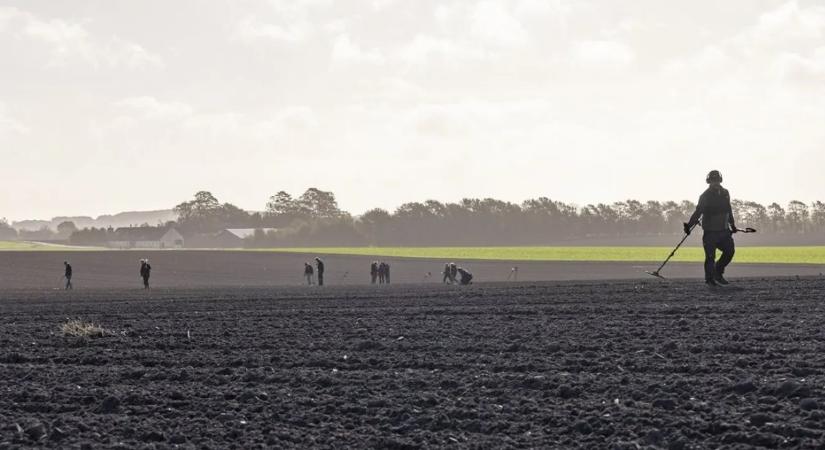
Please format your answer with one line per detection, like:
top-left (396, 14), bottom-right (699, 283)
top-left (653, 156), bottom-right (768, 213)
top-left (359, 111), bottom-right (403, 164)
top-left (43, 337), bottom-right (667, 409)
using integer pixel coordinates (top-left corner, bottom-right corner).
top-left (60, 320), bottom-right (109, 338)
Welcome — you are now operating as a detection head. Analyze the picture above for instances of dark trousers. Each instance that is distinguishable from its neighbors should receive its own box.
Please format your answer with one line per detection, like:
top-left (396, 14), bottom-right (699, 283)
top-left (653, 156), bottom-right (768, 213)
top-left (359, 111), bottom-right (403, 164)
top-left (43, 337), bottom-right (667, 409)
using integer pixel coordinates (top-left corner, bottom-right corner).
top-left (318, 272), bottom-right (324, 286)
top-left (65, 276), bottom-right (72, 290)
top-left (143, 276), bottom-right (150, 288)
top-left (703, 231), bottom-right (735, 281)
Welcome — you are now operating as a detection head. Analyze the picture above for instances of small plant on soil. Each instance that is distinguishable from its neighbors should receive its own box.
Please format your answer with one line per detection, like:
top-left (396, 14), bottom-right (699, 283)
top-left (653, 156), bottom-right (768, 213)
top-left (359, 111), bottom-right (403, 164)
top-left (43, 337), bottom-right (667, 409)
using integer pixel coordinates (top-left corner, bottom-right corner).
top-left (60, 320), bottom-right (109, 338)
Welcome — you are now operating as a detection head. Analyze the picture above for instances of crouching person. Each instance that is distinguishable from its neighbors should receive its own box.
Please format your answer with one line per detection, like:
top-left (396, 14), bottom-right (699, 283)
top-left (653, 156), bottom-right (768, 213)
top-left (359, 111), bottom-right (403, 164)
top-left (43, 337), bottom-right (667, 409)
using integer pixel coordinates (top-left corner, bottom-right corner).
top-left (457, 267), bottom-right (473, 285)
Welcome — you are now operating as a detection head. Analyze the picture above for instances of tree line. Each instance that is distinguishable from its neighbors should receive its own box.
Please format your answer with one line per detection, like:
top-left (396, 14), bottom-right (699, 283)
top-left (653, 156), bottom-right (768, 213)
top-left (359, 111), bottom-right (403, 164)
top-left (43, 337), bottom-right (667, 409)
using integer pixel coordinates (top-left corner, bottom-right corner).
top-left (171, 190), bottom-right (825, 246)
top-left (4, 190), bottom-right (823, 246)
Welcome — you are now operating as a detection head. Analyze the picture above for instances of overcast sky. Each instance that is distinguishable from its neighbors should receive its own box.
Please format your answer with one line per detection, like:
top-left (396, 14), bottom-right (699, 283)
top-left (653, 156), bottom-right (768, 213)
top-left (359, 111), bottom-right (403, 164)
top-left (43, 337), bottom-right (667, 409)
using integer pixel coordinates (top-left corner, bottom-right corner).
top-left (1, 0), bottom-right (824, 221)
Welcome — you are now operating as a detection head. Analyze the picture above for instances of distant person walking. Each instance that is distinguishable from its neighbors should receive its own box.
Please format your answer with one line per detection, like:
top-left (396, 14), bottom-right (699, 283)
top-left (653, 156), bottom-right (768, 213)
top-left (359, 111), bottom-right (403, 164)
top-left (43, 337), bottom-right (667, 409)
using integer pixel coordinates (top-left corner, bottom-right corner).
top-left (457, 267), bottom-right (473, 285)
top-left (449, 263), bottom-right (458, 284)
top-left (684, 170), bottom-right (739, 287)
top-left (370, 261), bottom-right (379, 284)
top-left (315, 257), bottom-right (325, 286)
top-left (304, 262), bottom-right (314, 285)
top-left (140, 259), bottom-right (151, 289)
top-left (442, 263), bottom-right (451, 284)
top-left (384, 262), bottom-right (391, 284)
top-left (378, 262), bottom-right (386, 284)
top-left (63, 261), bottom-right (73, 290)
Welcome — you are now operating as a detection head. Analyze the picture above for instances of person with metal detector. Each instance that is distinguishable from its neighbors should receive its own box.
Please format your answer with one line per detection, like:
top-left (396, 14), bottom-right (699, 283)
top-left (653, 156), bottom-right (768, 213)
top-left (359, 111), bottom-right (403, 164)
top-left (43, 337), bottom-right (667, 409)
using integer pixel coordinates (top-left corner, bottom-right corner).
top-left (140, 259), bottom-right (152, 289)
top-left (684, 170), bottom-right (739, 287)
top-left (63, 261), bottom-right (73, 290)
top-left (315, 257), bottom-right (325, 286)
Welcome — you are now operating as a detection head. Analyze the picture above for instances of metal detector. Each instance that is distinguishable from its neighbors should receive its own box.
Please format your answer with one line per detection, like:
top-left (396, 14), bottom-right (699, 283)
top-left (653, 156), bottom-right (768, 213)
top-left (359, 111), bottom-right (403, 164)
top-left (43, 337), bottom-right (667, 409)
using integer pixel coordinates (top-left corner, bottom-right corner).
top-left (646, 225), bottom-right (757, 279)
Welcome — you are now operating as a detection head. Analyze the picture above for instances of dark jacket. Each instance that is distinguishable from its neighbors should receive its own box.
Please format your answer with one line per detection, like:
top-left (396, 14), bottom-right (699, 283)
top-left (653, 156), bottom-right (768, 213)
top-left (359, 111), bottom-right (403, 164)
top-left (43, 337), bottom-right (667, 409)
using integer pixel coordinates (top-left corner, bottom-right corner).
top-left (687, 185), bottom-right (736, 232)
top-left (316, 259), bottom-right (325, 274)
top-left (65, 264), bottom-right (72, 277)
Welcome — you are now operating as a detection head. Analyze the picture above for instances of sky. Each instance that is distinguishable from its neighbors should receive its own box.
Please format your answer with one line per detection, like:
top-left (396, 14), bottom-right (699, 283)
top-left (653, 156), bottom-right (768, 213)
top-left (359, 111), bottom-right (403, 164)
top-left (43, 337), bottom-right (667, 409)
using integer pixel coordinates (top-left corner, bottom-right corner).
top-left (1, 0), bottom-right (824, 221)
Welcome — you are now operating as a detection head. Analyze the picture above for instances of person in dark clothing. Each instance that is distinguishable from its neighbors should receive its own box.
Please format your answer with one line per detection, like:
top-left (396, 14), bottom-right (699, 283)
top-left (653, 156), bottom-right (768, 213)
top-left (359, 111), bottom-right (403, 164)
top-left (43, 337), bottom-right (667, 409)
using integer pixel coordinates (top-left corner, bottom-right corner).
top-left (378, 262), bottom-right (386, 284)
top-left (384, 262), bottom-right (390, 284)
top-left (315, 257), bottom-right (325, 286)
top-left (442, 263), bottom-right (451, 284)
top-left (140, 259), bottom-right (151, 289)
top-left (304, 262), bottom-right (314, 285)
top-left (457, 267), bottom-right (473, 285)
top-left (684, 170), bottom-right (739, 287)
top-left (449, 263), bottom-right (458, 284)
top-left (64, 261), bottom-right (73, 290)
top-left (370, 261), bottom-right (379, 284)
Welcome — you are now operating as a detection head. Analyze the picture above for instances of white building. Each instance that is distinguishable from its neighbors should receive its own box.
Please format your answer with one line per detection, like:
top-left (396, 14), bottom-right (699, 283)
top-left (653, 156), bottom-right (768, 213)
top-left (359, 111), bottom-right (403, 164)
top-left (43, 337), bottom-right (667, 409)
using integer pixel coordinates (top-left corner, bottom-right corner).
top-left (108, 227), bottom-right (184, 249)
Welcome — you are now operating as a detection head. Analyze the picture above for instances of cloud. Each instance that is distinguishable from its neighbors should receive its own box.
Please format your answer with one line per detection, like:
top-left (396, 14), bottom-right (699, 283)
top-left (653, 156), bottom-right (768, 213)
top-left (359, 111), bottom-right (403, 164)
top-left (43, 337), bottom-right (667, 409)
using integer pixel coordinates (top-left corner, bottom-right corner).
top-left (267, 0), bottom-right (333, 15)
top-left (776, 48), bottom-right (825, 84)
top-left (399, 34), bottom-right (491, 67)
top-left (573, 40), bottom-right (635, 68)
top-left (0, 102), bottom-right (28, 136)
top-left (116, 97), bottom-right (194, 121)
top-left (663, 1), bottom-right (825, 80)
top-left (111, 96), bottom-right (318, 141)
top-left (738, 1), bottom-right (825, 50)
top-left (470, 0), bottom-right (530, 48)
top-left (0, 6), bottom-right (162, 69)
top-left (235, 16), bottom-right (312, 44)
top-left (331, 34), bottom-right (384, 65)
top-left (662, 45), bottom-right (728, 76)
top-left (252, 106), bottom-right (319, 137)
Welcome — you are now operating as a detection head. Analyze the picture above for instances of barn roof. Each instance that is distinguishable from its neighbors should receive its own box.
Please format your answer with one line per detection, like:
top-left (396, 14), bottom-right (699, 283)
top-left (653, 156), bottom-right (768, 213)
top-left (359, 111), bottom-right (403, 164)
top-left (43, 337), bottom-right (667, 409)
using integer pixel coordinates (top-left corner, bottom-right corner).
top-left (224, 228), bottom-right (277, 239)
top-left (113, 227), bottom-right (176, 241)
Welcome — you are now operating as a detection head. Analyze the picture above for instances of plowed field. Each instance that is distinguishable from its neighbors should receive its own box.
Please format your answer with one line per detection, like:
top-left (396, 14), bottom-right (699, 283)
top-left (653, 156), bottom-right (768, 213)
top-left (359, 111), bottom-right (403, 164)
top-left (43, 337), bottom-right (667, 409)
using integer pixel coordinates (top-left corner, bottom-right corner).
top-left (1, 278), bottom-right (824, 448)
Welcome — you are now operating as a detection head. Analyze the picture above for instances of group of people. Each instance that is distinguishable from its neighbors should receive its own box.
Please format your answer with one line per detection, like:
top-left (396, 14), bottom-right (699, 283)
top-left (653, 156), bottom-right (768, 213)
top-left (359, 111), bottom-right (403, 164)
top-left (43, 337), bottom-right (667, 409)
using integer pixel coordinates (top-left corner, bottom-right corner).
top-left (442, 262), bottom-right (473, 285)
top-left (303, 257), bottom-right (325, 286)
top-left (370, 261), bottom-right (391, 284)
top-left (62, 259), bottom-right (152, 290)
top-left (58, 170), bottom-right (738, 291)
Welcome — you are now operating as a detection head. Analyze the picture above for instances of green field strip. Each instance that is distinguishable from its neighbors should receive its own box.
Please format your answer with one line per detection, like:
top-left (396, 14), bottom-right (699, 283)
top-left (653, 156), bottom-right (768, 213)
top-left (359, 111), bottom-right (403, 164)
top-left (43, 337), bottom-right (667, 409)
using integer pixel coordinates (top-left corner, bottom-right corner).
top-left (249, 246), bottom-right (825, 265)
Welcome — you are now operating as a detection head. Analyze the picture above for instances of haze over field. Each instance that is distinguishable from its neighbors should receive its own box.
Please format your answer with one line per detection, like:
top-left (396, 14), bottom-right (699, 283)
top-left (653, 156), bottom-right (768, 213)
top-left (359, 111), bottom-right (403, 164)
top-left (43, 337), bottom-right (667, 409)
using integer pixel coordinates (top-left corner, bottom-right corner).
top-left (1, 0), bottom-right (824, 221)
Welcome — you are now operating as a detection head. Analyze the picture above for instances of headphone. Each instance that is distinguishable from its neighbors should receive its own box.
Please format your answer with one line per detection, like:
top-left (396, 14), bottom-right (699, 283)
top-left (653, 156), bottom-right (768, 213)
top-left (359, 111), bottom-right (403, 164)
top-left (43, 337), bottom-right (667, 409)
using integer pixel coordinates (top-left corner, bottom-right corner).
top-left (706, 170), bottom-right (723, 184)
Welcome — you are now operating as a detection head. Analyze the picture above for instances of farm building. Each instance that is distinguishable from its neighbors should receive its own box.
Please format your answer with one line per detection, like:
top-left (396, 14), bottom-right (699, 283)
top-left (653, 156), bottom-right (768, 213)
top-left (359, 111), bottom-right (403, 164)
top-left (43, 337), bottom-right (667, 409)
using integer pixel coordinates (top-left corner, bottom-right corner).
top-left (211, 228), bottom-right (277, 247)
top-left (182, 228), bottom-right (277, 248)
top-left (107, 227), bottom-right (184, 249)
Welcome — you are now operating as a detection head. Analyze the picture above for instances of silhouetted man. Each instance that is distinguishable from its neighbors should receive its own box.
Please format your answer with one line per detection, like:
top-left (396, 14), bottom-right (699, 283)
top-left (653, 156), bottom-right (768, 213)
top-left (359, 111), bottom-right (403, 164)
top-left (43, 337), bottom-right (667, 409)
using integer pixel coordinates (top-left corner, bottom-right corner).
top-left (140, 259), bottom-right (152, 289)
top-left (64, 261), bottom-right (73, 290)
top-left (384, 262), bottom-right (390, 284)
top-left (370, 261), bottom-right (378, 284)
top-left (315, 257), bottom-right (325, 286)
top-left (442, 263), bottom-right (451, 284)
top-left (449, 263), bottom-right (458, 284)
top-left (457, 267), bottom-right (473, 285)
top-left (304, 262), bottom-right (314, 285)
top-left (684, 170), bottom-right (739, 287)
top-left (377, 262), bottom-right (385, 284)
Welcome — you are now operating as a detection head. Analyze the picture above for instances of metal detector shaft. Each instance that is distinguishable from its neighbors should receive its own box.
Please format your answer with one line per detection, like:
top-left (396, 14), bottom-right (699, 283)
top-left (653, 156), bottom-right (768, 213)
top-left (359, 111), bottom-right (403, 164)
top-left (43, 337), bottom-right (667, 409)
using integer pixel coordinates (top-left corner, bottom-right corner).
top-left (651, 224), bottom-right (697, 275)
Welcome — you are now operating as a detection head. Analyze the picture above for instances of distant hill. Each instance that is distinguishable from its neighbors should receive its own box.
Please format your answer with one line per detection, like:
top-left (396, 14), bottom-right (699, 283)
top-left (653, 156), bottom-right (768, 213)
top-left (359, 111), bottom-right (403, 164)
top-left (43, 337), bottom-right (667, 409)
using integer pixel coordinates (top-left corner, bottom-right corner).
top-left (12, 210), bottom-right (178, 231)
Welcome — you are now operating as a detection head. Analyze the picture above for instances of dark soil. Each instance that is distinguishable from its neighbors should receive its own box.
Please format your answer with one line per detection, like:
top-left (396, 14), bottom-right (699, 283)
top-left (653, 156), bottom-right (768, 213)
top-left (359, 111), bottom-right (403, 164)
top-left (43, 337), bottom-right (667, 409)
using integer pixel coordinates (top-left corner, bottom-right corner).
top-left (1, 250), bottom-right (823, 289)
top-left (1, 279), bottom-right (824, 448)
